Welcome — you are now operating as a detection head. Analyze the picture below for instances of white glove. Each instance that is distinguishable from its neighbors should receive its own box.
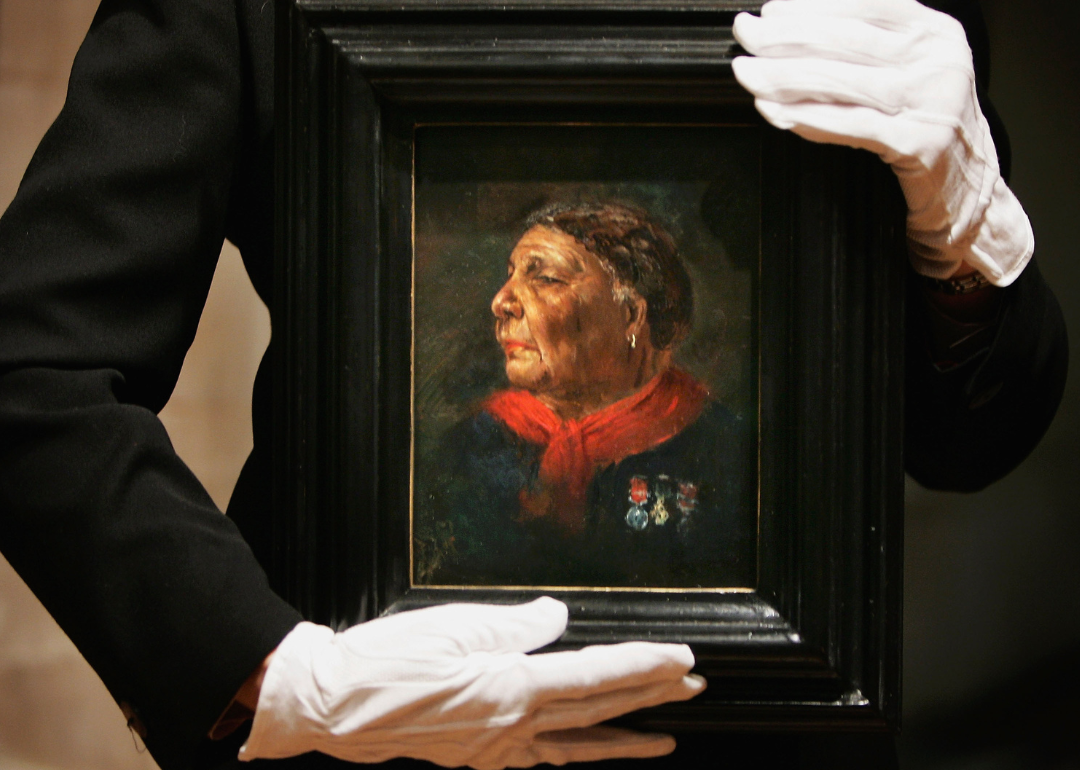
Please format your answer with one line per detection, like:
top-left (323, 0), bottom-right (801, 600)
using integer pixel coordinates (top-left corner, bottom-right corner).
top-left (732, 0), bottom-right (1033, 286)
top-left (238, 597), bottom-right (704, 769)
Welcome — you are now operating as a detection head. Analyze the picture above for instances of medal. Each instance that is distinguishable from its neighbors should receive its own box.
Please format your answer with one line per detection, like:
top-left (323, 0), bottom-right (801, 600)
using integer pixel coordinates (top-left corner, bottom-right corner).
top-left (626, 475), bottom-right (650, 531)
top-left (677, 481), bottom-right (698, 514)
top-left (625, 505), bottom-right (649, 531)
top-left (651, 474), bottom-right (675, 526)
top-left (652, 497), bottom-right (670, 526)
top-left (677, 480), bottom-right (698, 533)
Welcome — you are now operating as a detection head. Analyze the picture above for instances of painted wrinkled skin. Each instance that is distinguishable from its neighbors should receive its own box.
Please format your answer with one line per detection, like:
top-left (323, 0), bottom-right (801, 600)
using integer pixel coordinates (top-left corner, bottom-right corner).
top-left (492, 225), bottom-right (670, 420)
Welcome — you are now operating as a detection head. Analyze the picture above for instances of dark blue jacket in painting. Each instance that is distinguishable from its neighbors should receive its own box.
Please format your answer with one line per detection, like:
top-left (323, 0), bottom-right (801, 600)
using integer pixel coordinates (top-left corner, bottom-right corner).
top-left (420, 401), bottom-right (757, 589)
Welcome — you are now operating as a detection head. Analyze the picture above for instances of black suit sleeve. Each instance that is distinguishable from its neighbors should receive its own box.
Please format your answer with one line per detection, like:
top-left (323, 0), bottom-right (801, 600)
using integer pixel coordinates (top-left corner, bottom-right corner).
top-left (0, 1), bottom-right (301, 766)
top-left (905, 261), bottom-right (1068, 491)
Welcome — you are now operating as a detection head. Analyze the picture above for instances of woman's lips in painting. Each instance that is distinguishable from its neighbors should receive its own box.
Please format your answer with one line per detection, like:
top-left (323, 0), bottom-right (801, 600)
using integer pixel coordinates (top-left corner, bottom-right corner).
top-left (501, 339), bottom-right (538, 355)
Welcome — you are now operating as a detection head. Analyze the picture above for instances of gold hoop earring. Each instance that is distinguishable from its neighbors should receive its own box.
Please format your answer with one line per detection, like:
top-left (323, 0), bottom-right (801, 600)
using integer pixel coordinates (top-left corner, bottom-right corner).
top-left (629, 333), bottom-right (636, 350)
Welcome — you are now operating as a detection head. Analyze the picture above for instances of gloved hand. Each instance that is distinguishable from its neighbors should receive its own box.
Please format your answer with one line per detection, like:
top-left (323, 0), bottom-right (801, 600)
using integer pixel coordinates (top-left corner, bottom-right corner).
top-left (732, 0), bottom-right (1033, 286)
top-left (238, 597), bottom-right (704, 768)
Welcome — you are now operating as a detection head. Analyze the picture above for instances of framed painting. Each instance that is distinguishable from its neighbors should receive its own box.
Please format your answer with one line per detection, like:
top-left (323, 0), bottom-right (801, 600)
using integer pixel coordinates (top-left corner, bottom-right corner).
top-left (273, 0), bottom-right (906, 731)
top-left (410, 122), bottom-right (760, 591)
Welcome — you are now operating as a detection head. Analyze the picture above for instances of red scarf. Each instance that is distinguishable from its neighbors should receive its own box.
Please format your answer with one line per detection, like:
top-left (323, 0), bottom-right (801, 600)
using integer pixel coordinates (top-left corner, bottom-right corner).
top-left (483, 368), bottom-right (709, 534)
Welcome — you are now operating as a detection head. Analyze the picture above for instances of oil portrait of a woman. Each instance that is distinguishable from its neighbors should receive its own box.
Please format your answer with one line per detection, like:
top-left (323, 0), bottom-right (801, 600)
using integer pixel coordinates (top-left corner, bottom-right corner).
top-left (418, 201), bottom-right (756, 589)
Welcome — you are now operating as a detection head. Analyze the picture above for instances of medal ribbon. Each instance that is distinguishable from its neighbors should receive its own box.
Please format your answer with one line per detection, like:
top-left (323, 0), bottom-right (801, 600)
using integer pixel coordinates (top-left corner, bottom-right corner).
top-left (483, 368), bottom-right (709, 534)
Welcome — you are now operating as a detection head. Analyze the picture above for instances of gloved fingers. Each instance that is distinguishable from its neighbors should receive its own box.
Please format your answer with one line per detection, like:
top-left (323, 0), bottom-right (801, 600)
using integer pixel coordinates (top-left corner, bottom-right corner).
top-left (529, 726), bottom-right (678, 765)
top-left (475, 726), bottom-right (677, 769)
top-left (758, 0), bottom-right (966, 39)
top-left (733, 54), bottom-right (937, 115)
top-left (518, 642), bottom-right (695, 703)
top-left (750, 97), bottom-right (957, 164)
top-left (433, 597), bottom-right (568, 654)
top-left (734, 12), bottom-right (946, 68)
top-left (526, 674), bottom-right (705, 735)
top-left (343, 597), bottom-right (569, 656)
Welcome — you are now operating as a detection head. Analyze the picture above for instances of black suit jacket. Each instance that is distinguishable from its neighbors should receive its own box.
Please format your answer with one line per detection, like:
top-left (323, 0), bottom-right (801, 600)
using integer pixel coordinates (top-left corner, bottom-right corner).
top-left (0, 0), bottom-right (300, 765)
top-left (0, 1), bottom-right (1066, 769)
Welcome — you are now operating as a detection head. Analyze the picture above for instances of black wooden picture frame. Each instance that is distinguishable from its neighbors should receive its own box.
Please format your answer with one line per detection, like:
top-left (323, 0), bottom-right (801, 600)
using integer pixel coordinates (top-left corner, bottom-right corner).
top-left (273, 0), bottom-right (907, 731)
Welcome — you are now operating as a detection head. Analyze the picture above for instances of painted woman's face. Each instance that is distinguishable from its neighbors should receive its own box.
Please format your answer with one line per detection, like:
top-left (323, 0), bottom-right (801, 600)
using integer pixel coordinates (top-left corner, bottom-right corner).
top-left (492, 226), bottom-right (636, 405)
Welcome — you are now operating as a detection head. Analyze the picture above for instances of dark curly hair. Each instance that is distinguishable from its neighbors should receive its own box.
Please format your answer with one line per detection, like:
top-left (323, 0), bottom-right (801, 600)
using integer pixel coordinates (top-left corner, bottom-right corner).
top-left (524, 201), bottom-right (693, 350)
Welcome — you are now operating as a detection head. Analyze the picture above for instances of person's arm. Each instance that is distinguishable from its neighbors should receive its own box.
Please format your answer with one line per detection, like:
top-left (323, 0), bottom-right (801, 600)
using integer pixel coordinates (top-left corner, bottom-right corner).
top-left (0, 0), bottom-right (303, 764)
top-left (731, 0), bottom-right (1068, 490)
top-left (905, 258), bottom-right (1067, 490)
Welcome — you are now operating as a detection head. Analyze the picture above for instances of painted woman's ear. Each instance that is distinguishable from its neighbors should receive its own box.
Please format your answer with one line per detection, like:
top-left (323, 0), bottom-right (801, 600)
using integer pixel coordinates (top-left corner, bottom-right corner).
top-left (625, 294), bottom-right (649, 337)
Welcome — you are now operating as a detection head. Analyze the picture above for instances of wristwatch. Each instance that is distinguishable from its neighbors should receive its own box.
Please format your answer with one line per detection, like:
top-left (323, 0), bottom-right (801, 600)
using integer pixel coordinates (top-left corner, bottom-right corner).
top-left (923, 272), bottom-right (992, 295)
